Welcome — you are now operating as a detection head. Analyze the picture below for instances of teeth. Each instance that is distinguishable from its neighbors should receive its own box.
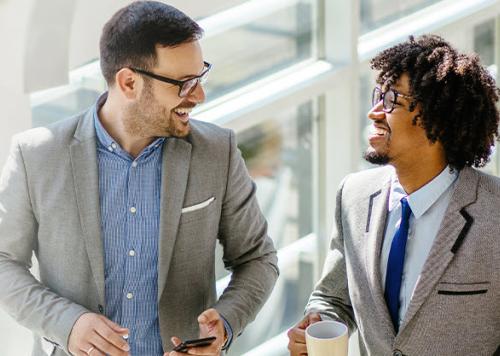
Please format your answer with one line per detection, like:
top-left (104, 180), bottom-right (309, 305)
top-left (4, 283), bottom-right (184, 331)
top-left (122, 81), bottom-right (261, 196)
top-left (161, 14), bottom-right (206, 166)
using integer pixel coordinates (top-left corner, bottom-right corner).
top-left (174, 107), bottom-right (193, 115)
top-left (374, 127), bottom-right (388, 135)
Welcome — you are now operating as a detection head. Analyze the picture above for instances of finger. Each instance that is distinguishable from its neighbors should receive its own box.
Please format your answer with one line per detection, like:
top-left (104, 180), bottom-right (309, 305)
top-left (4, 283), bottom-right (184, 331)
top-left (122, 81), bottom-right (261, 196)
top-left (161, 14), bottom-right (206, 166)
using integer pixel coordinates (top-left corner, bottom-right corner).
top-left (287, 339), bottom-right (308, 356)
top-left (95, 320), bottom-right (130, 351)
top-left (90, 332), bottom-right (130, 356)
top-left (80, 345), bottom-right (106, 356)
top-left (308, 313), bottom-right (322, 324)
top-left (170, 336), bottom-right (182, 347)
top-left (101, 317), bottom-right (130, 335)
top-left (297, 312), bottom-right (322, 329)
top-left (287, 327), bottom-right (306, 344)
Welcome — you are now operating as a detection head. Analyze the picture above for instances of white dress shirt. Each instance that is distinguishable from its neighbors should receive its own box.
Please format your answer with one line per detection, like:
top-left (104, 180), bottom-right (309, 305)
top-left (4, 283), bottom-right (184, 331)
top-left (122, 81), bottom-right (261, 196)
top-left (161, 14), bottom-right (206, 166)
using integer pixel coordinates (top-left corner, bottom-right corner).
top-left (380, 166), bottom-right (459, 325)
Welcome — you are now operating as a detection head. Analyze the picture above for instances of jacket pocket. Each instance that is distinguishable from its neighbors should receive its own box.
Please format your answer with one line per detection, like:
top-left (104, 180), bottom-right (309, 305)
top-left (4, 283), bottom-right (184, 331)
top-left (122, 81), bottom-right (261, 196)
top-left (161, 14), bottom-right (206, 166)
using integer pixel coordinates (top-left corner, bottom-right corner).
top-left (437, 281), bottom-right (490, 296)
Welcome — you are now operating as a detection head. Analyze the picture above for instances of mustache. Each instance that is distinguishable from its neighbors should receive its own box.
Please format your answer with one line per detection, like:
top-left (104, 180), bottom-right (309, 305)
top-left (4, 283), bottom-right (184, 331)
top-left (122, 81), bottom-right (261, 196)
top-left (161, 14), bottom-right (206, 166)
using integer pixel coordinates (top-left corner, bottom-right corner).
top-left (174, 102), bottom-right (197, 110)
top-left (374, 119), bottom-right (390, 131)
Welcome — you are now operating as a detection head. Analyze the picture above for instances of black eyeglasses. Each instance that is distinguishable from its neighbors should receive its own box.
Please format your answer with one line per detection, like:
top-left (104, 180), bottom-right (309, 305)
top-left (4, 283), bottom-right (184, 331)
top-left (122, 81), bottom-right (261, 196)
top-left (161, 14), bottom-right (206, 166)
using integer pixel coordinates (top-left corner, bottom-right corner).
top-left (372, 87), bottom-right (412, 113)
top-left (130, 61), bottom-right (212, 98)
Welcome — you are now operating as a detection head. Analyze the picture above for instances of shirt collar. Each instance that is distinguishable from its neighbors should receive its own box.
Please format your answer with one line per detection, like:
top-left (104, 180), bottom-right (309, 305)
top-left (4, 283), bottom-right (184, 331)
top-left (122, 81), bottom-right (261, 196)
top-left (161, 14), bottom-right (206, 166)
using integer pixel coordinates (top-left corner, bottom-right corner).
top-left (93, 92), bottom-right (166, 160)
top-left (388, 166), bottom-right (458, 219)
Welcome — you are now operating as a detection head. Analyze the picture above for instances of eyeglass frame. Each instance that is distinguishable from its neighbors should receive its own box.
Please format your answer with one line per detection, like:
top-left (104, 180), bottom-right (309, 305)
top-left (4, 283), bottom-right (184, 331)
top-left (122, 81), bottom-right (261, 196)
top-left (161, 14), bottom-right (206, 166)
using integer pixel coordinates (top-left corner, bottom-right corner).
top-left (372, 86), bottom-right (413, 113)
top-left (129, 61), bottom-right (212, 98)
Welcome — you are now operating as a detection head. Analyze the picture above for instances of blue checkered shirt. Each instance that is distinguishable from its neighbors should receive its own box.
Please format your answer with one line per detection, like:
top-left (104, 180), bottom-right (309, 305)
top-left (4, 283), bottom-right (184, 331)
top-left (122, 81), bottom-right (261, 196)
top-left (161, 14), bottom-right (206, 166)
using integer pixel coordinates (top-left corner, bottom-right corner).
top-left (94, 109), bottom-right (165, 355)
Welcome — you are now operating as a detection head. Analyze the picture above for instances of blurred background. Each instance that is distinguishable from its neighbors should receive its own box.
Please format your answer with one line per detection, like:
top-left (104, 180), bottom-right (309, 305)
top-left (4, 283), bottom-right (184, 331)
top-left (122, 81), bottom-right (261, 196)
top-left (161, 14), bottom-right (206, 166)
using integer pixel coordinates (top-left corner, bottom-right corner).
top-left (0, 0), bottom-right (499, 355)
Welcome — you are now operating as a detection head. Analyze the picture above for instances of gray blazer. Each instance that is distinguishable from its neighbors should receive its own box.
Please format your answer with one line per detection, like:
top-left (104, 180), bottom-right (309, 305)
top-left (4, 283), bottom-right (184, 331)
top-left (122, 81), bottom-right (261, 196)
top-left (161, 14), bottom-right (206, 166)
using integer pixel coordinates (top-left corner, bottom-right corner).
top-left (0, 108), bottom-right (279, 356)
top-left (307, 166), bottom-right (500, 356)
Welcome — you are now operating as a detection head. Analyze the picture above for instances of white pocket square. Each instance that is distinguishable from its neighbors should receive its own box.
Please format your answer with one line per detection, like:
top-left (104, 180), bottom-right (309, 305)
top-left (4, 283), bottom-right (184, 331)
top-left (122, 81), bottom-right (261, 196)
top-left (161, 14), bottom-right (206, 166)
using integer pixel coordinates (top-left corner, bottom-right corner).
top-left (181, 197), bottom-right (215, 213)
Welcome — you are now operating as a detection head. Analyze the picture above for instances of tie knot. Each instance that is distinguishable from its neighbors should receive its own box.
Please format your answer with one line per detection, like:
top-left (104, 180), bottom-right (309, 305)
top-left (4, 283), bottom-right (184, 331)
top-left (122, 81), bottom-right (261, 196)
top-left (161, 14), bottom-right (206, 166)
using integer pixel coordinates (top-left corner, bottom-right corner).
top-left (400, 197), bottom-right (412, 220)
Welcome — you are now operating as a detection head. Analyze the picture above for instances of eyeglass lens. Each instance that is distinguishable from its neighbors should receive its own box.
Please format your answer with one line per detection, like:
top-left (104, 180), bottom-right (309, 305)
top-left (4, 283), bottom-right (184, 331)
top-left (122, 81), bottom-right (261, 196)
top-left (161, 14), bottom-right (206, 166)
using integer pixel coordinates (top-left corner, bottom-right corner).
top-left (372, 87), bottom-right (396, 112)
top-left (179, 66), bottom-right (210, 97)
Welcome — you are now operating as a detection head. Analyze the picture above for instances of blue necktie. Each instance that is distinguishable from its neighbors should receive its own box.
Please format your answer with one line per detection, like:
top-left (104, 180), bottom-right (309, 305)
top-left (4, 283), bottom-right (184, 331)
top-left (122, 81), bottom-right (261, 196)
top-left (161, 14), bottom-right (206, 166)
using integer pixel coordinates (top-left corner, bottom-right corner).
top-left (384, 197), bottom-right (412, 331)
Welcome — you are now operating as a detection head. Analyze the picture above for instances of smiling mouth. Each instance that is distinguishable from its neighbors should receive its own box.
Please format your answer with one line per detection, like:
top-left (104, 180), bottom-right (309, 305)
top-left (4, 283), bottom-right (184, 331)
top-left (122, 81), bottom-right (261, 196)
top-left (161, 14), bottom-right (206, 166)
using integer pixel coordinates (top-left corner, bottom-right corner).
top-left (173, 106), bottom-right (194, 123)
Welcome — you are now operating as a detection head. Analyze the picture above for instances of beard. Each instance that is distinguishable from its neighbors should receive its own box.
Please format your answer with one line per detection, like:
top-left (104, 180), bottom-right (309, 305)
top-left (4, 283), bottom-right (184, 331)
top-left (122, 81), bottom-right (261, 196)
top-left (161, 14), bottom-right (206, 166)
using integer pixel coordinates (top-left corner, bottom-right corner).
top-left (363, 147), bottom-right (390, 165)
top-left (123, 82), bottom-right (191, 138)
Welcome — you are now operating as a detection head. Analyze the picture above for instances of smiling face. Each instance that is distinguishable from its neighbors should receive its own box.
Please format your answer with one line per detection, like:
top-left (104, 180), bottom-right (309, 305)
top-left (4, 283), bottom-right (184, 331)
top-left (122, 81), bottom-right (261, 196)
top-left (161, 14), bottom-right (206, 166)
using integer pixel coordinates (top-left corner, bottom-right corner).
top-left (364, 73), bottom-right (436, 167)
top-left (123, 40), bottom-right (206, 138)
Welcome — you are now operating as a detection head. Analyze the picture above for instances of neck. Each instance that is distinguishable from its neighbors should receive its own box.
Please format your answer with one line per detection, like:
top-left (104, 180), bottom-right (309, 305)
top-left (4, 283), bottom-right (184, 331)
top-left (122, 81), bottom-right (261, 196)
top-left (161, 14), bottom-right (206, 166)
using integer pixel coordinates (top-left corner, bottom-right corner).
top-left (393, 155), bottom-right (447, 194)
top-left (98, 92), bottom-right (154, 158)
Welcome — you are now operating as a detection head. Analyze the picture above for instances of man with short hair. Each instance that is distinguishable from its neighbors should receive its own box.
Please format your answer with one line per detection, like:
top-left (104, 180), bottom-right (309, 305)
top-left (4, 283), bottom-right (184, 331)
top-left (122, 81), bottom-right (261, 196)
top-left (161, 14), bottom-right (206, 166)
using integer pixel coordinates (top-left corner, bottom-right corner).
top-left (287, 35), bottom-right (500, 356)
top-left (0, 2), bottom-right (278, 356)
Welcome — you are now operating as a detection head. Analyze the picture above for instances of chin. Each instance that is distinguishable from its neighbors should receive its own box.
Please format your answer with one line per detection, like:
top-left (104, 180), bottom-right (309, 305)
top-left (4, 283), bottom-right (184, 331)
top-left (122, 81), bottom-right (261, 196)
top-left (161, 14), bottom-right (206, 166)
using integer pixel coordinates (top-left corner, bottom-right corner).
top-left (363, 149), bottom-right (390, 165)
top-left (172, 122), bottom-right (191, 138)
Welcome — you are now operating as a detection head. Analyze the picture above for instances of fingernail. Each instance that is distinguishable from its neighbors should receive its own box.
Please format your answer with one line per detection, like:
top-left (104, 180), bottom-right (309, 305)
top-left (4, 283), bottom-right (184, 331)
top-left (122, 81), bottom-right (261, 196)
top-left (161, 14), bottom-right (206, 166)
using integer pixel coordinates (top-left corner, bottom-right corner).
top-left (123, 344), bottom-right (130, 351)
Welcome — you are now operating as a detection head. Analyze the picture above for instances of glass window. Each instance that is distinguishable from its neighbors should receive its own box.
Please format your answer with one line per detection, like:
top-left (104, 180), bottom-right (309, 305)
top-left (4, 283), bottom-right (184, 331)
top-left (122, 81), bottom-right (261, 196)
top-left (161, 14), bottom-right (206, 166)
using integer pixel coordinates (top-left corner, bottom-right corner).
top-left (218, 100), bottom-right (317, 355)
top-left (31, 0), bottom-right (318, 127)
top-left (360, 0), bottom-right (443, 34)
top-left (201, 0), bottom-right (317, 100)
top-left (30, 62), bottom-right (104, 127)
top-left (474, 19), bottom-right (498, 176)
top-left (238, 103), bottom-right (314, 247)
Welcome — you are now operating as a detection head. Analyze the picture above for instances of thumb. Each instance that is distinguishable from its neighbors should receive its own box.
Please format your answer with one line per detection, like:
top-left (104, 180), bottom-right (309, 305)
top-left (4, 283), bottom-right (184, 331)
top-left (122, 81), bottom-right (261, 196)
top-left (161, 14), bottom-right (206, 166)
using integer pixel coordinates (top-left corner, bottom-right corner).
top-left (297, 313), bottom-right (322, 329)
top-left (198, 308), bottom-right (220, 325)
top-left (171, 336), bottom-right (182, 346)
top-left (308, 313), bottom-right (322, 324)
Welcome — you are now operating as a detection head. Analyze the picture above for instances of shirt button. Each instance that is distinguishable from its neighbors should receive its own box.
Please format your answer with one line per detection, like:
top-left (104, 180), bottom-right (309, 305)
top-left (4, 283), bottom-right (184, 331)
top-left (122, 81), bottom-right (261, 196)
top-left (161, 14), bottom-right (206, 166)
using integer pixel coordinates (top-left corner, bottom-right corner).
top-left (132, 161), bottom-right (138, 168)
top-left (393, 350), bottom-right (403, 356)
top-left (126, 293), bottom-right (133, 299)
top-left (111, 143), bottom-right (117, 149)
top-left (107, 146), bottom-right (113, 152)
top-left (130, 207), bottom-right (137, 214)
top-left (128, 250), bottom-right (136, 257)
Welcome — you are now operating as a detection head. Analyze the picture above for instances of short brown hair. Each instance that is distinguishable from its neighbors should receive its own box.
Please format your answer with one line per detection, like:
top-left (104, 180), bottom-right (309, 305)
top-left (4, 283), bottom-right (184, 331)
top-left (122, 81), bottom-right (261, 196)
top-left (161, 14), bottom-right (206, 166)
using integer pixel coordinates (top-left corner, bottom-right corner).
top-left (99, 1), bottom-right (203, 85)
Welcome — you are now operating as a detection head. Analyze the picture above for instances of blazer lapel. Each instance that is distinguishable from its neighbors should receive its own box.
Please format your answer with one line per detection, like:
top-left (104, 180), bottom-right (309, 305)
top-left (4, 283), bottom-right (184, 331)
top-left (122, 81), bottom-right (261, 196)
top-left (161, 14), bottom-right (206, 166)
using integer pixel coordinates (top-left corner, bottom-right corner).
top-left (364, 178), bottom-right (394, 335)
top-left (157, 138), bottom-right (192, 299)
top-left (69, 109), bottom-right (105, 304)
top-left (399, 167), bottom-right (478, 333)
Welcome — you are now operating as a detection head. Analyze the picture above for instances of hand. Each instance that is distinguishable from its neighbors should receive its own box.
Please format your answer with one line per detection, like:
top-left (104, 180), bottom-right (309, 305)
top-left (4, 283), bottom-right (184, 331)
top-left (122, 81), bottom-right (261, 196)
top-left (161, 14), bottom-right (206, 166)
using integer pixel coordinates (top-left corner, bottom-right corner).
top-left (164, 308), bottom-right (226, 356)
top-left (68, 312), bottom-right (130, 356)
top-left (287, 312), bottom-right (322, 356)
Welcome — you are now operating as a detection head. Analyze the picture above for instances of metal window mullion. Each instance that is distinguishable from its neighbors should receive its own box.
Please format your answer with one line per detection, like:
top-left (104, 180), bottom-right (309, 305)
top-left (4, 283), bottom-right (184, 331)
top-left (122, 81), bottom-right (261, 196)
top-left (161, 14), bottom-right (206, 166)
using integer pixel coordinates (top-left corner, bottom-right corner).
top-left (317, 0), bottom-right (361, 267)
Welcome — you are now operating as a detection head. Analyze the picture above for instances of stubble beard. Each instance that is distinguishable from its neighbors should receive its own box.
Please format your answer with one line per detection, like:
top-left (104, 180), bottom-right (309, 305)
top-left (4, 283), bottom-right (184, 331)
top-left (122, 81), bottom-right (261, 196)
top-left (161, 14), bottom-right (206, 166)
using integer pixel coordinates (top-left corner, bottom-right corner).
top-left (123, 84), bottom-right (191, 139)
top-left (363, 138), bottom-right (391, 165)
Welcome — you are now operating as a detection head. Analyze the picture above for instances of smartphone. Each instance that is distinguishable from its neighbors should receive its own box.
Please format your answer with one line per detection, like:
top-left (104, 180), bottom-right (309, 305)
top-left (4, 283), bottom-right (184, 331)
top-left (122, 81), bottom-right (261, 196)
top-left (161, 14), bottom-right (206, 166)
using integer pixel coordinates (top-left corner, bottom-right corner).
top-left (173, 336), bottom-right (217, 353)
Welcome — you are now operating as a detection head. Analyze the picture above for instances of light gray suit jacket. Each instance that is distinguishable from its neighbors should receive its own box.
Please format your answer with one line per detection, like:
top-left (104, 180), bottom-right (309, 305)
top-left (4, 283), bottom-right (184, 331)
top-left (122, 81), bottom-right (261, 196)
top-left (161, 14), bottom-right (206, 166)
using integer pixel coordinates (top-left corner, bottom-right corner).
top-left (307, 166), bottom-right (500, 356)
top-left (0, 108), bottom-right (279, 355)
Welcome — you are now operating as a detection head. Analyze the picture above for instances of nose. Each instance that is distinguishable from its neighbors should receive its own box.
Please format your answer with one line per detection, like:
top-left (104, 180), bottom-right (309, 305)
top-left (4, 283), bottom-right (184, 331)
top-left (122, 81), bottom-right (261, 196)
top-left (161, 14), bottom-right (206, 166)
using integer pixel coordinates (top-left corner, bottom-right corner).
top-left (188, 81), bottom-right (206, 104)
top-left (367, 100), bottom-right (385, 121)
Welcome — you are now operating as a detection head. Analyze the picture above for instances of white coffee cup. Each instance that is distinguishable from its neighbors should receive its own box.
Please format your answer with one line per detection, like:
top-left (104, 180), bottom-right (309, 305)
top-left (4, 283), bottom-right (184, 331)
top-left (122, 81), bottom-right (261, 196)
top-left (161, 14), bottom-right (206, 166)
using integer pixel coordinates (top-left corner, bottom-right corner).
top-left (305, 320), bottom-right (348, 356)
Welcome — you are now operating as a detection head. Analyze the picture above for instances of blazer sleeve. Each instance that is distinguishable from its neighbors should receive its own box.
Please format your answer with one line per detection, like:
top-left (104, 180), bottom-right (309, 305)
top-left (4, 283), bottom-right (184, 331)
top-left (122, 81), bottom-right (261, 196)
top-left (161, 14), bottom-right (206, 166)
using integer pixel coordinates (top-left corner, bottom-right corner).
top-left (305, 176), bottom-right (357, 333)
top-left (0, 137), bottom-right (88, 353)
top-left (214, 130), bottom-right (279, 339)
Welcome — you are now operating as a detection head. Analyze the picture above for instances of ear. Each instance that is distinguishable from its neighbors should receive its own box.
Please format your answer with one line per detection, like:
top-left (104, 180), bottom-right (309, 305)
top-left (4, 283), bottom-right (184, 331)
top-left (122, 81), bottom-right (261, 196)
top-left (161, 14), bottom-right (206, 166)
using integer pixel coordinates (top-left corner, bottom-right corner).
top-left (115, 68), bottom-right (141, 99)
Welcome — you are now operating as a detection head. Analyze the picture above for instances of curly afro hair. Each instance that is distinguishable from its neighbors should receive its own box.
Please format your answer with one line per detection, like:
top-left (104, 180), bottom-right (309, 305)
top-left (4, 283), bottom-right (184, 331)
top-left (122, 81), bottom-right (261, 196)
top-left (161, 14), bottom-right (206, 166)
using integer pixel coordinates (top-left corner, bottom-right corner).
top-left (370, 34), bottom-right (500, 170)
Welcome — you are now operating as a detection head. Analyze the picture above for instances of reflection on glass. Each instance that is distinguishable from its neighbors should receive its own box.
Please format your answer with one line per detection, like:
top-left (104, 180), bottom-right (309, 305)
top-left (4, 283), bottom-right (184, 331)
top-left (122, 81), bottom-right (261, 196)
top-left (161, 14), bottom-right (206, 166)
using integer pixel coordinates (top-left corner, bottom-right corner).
top-left (201, 0), bottom-right (316, 100)
top-left (474, 19), bottom-right (498, 176)
top-left (220, 100), bottom-right (316, 355)
top-left (360, 0), bottom-right (442, 34)
top-left (30, 62), bottom-right (104, 127)
top-left (238, 102), bottom-right (314, 248)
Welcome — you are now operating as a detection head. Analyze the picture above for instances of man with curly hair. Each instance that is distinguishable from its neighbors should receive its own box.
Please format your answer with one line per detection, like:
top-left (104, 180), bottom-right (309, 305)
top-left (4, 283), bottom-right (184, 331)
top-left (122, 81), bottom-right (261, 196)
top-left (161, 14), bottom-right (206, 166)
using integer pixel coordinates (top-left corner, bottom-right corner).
top-left (288, 35), bottom-right (500, 356)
